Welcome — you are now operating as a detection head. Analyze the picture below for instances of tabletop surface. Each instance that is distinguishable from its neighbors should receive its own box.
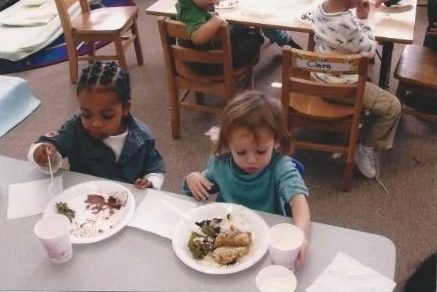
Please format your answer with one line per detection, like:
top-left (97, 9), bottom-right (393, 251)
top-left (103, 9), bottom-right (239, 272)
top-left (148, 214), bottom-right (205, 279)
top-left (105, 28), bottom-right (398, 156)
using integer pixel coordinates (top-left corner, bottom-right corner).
top-left (0, 155), bottom-right (396, 291)
top-left (146, 0), bottom-right (417, 44)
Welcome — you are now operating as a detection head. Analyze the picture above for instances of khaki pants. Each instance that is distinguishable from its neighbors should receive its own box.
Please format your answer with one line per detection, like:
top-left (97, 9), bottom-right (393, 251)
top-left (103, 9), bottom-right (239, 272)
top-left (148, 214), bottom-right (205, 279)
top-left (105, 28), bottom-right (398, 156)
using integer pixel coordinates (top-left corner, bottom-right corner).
top-left (360, 82), bottom-right (402, 149)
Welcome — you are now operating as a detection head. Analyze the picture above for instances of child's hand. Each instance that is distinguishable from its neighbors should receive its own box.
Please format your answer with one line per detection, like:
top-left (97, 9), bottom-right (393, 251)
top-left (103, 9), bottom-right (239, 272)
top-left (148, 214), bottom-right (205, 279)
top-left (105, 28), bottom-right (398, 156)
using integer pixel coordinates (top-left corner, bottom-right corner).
top-left (33, 143), bottom-right (57, 167)
top-left (134, 178), bottom-right (153, 189)
top-left (186, 172), bottom-right (215, 201)
top-left (356, 1), bottom-right (370, 20)
top-left (294, 235), bottom-right (309, 270)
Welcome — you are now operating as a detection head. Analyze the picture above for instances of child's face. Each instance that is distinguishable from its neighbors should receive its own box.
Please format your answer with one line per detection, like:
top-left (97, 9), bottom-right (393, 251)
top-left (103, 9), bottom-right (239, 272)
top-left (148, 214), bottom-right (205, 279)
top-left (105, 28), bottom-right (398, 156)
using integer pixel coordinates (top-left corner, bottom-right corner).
top-left (77, 89), bottom-right (130, 140)
top-left (228, 126), bottom-right (275, 174)
top-left (192, 0), bottom-right (218, 10)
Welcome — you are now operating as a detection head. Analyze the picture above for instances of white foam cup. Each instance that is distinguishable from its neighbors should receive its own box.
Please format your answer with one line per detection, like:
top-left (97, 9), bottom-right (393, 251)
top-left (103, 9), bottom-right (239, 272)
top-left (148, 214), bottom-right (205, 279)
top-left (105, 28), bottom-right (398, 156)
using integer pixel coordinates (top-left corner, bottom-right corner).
top-left (256, 265), bottom-right (297, 292)
top-left (268, 223), bottom-right (304, 271)
top-left (34, 213), bottom-right (73, 264)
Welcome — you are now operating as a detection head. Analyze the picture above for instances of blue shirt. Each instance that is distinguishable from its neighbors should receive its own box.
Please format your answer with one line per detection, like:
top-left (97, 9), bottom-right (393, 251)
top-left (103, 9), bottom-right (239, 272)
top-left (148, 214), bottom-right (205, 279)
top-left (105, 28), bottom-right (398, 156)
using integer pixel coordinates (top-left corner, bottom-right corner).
top-left (183, 153), bottom-right (308, 215)
top-left (37, 114), bottom-right (165, 184)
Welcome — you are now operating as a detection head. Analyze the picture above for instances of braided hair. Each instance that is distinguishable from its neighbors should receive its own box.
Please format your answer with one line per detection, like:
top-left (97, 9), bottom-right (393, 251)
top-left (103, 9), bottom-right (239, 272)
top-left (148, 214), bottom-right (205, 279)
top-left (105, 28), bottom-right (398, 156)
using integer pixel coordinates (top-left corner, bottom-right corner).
top-left (77, 61), bottom-right (131, 104)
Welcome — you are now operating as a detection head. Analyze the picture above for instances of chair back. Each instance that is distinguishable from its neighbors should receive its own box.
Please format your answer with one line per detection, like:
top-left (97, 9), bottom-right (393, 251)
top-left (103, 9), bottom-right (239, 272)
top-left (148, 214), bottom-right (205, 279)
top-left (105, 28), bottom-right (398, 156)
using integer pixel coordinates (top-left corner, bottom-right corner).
top-left (53, 0), bottom-right (143, 83)
top-left (157, 16), bottom-right (235, 99)
top-left (157, 16), bottom-right (257, 138)
top-left (281, 47), bottom-right (369, 191)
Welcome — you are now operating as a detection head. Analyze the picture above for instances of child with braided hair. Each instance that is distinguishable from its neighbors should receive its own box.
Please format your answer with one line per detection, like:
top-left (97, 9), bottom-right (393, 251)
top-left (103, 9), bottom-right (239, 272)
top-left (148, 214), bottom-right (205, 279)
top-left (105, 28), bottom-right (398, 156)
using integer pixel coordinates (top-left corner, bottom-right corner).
top-left (28, 61), bottom-right (166, 190)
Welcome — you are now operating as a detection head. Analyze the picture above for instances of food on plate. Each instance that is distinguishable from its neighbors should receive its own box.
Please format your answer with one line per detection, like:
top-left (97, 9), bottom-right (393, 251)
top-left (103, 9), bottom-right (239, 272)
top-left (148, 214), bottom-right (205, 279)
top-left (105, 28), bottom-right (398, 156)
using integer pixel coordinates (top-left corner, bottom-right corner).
top-left (70, 191), bottom-right (129, 238)
top-left (187, 215), bottom-right (252, 265)
top-left (215, 0), bottom-right (239, 8)
top-left (85, 193), bottom-right (126, 214)
top-left (212, 246), bottom-right (249, 265)
top-left (214, 224), bottom-right (252, 248)
top-left (56, 201), bottom-right (75, 222)
top-left (383, 0), bottom-right (402, 7)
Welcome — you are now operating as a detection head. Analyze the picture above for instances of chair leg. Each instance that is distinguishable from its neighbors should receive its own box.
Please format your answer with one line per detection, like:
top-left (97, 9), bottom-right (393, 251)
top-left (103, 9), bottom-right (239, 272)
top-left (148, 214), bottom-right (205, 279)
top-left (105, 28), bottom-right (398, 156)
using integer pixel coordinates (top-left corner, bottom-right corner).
top-left (87, 42), bottom-right (95, 63)
top-left (195, 91), bottom-right (204, 105)
top-left (341, 160), bottom-right (354, 192)
top-left (114, 37), bottom-right (127, 70)
top-left (396, 81), bottom-right (407, 104)
top-left (131, 19), bottom-right (144, 65)
top-left (67, 46), bottom-right (79, 84)
top-left (169, 88), bottom-right (181, 139)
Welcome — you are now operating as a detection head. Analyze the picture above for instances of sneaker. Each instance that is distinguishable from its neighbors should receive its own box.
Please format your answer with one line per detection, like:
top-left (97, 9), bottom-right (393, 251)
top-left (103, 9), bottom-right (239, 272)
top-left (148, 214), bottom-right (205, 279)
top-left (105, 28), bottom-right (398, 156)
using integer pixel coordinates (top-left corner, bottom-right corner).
top-left (287, 37), bottom-right (302, 50)
top-left (354, 143), bottom-right (376, 179)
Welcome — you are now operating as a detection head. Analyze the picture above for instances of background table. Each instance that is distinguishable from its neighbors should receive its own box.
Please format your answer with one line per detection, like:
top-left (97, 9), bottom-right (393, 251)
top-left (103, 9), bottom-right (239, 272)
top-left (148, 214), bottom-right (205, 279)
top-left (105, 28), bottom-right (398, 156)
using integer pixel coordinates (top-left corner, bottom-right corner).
top-left (0, 156), bottom-right (396, 291)
top-left (146, 0), bottom-right (417, 88)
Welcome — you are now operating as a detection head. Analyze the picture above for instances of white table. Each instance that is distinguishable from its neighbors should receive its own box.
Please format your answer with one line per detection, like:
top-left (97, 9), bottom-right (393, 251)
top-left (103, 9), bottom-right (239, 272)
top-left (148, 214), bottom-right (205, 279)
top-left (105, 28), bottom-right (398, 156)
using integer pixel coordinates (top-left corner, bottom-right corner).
top-left (146, 0), bottom-right (417, 88)
top-left (0, 155), bottom-right (396, 291)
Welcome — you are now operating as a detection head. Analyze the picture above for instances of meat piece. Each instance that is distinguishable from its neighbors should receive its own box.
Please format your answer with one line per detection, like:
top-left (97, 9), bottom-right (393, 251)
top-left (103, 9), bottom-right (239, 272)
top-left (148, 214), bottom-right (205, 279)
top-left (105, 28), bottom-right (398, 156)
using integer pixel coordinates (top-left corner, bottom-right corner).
top-left (214, 225), bottom-right (252, 248)
top-left (211, 246), bottom-right (249, 265)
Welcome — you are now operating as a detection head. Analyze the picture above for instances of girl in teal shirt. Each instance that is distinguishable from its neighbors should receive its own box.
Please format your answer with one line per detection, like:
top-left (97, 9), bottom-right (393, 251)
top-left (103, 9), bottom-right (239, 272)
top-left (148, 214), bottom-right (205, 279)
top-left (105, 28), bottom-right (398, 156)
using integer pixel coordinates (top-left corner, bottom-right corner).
top-left (183, 91), bottom-right (310, 269)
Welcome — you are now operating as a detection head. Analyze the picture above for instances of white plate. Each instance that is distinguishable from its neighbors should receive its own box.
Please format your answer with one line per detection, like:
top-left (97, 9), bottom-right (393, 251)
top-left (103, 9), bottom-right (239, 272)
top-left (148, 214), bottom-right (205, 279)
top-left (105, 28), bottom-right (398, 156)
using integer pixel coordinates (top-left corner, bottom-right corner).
top-left (215, 0), bottom-right (239, 9)
top-left (382, 0), bottom-right (414, 8)
top-left (43, 180), bottom-right (135, 244)
top-left (172, 202), bottom-right (269, 274)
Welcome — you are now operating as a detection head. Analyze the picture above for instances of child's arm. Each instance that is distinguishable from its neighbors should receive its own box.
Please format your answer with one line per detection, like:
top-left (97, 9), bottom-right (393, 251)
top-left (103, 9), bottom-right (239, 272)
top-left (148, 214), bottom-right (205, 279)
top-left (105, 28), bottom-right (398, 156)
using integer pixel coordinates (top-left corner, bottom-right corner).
top-left (27, 142), bottom-right (62, 174)
top-left (288, 194), bottom-right (311, 269)
top-left (191, 14), bottom-right (226, 45)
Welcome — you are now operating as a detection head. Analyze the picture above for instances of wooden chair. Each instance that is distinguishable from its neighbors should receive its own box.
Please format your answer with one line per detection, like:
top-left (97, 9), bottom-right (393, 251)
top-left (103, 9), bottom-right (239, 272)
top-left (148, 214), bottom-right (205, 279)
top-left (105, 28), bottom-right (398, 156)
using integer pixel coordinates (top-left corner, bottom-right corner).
top-left (281, 47), bottom-right (369, 191)
top-left (54, 0), bottom-right (144, 83)
top-left (157, 16), bottom-right (258, 138)
top-left (394, 45), bottom-right (437, 122)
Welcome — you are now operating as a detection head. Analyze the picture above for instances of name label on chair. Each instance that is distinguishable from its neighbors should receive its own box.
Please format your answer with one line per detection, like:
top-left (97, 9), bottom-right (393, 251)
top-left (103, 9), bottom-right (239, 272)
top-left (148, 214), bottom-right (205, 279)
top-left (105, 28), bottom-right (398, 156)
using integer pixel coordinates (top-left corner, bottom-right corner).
top-left (296, 59), bottom-right (352, 72)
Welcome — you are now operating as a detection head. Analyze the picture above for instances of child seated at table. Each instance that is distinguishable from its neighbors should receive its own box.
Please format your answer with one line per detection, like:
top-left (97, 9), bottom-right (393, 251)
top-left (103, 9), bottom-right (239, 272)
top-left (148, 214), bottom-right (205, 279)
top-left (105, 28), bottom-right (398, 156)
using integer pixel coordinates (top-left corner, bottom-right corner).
top-left (311, 0), bottom-right (401, 180)
top-left (28, 61), bottom-right (166, 190)
top-left (176, 0), bottom-right (264, 74)
top-left (182, 91), bottom-right (310, 269)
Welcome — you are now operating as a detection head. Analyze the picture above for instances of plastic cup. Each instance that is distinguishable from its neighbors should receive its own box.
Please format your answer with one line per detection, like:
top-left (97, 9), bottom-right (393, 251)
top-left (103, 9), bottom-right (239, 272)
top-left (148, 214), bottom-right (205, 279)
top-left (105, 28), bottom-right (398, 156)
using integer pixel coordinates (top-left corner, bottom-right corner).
top-left (268, 223), bottom-right (304, 271)
top-left (34, 213), bottom-right (73, 264)
top-left (255, 265), bottom-right (297, 292)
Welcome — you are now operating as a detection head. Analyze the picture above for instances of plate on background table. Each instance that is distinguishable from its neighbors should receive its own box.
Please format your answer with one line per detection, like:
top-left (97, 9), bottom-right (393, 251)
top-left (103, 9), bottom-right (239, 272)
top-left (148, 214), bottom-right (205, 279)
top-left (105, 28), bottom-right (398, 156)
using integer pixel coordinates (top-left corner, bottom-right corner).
top-left (172, 202), bottom-right (269, 274)
top-left (43, 180), bottom-right (135, 244)
top-left (215, 0), bottom-right (239, 9)
top-left (298, 10), bottom-right (314, 26)
top-left (382, 0), bottom-right (414, 8)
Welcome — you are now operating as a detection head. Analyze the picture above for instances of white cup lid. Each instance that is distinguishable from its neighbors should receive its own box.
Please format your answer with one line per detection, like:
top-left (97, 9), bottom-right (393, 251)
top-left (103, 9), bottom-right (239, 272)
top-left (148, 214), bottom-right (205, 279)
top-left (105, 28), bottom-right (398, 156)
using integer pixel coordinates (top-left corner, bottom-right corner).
top-left (255, 265), bottom-right (297, 292)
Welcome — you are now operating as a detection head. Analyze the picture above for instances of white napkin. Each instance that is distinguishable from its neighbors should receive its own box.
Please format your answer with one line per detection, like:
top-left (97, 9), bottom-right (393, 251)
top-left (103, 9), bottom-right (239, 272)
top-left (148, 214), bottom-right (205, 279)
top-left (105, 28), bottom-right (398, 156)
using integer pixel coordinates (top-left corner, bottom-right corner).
top-left (7, 176), bottom-right (63, 220)
top-left (306, 252), bottom-right (396, 292)
top-left (127, 189), bottom-right (197, 239)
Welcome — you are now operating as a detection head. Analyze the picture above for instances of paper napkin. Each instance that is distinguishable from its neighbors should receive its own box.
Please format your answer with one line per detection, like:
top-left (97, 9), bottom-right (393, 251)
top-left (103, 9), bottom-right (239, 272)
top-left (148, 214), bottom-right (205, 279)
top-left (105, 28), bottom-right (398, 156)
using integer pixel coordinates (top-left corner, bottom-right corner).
top-left (127, 189), bottom-right (197, 239)
top-left (7, 176), bottom-right (63, 220)
top-left (306, 252), bottom-right (396, 292)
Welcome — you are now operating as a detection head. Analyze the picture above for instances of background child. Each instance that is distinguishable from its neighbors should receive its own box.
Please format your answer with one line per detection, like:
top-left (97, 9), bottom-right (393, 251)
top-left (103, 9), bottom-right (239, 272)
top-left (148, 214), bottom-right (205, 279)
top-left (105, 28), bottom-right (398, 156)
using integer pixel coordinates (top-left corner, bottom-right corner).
top-left (176, 0), bottom-right (264, 73)
top-left (182, 91), bottom-right (310, 268)
top-left (311, 0), bottom-right (402, 179)
top-left (28, 61), bottom-right (165, 190)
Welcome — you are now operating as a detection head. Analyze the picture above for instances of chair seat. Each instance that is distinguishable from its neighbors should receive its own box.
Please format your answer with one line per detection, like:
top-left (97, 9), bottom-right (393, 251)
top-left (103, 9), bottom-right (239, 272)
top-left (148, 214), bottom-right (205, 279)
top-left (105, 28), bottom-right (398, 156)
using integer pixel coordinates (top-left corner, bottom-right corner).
top-left (394, 45), bottom-right (437, 122)
top-left (72, 7), bottom-right (138, 33)
top-left (175, 60), bottom-right (256, 83)
top-left (394, 45), bottom-right (437, 89)
top-left (289, 93), bottom-right (354, 120)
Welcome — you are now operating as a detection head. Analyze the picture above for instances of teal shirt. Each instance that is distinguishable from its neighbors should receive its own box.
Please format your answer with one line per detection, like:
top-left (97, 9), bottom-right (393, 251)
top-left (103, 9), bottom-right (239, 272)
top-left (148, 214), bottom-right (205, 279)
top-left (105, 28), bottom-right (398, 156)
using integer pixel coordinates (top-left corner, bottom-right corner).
top-left (183, 153), bottom-right (309, 215)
